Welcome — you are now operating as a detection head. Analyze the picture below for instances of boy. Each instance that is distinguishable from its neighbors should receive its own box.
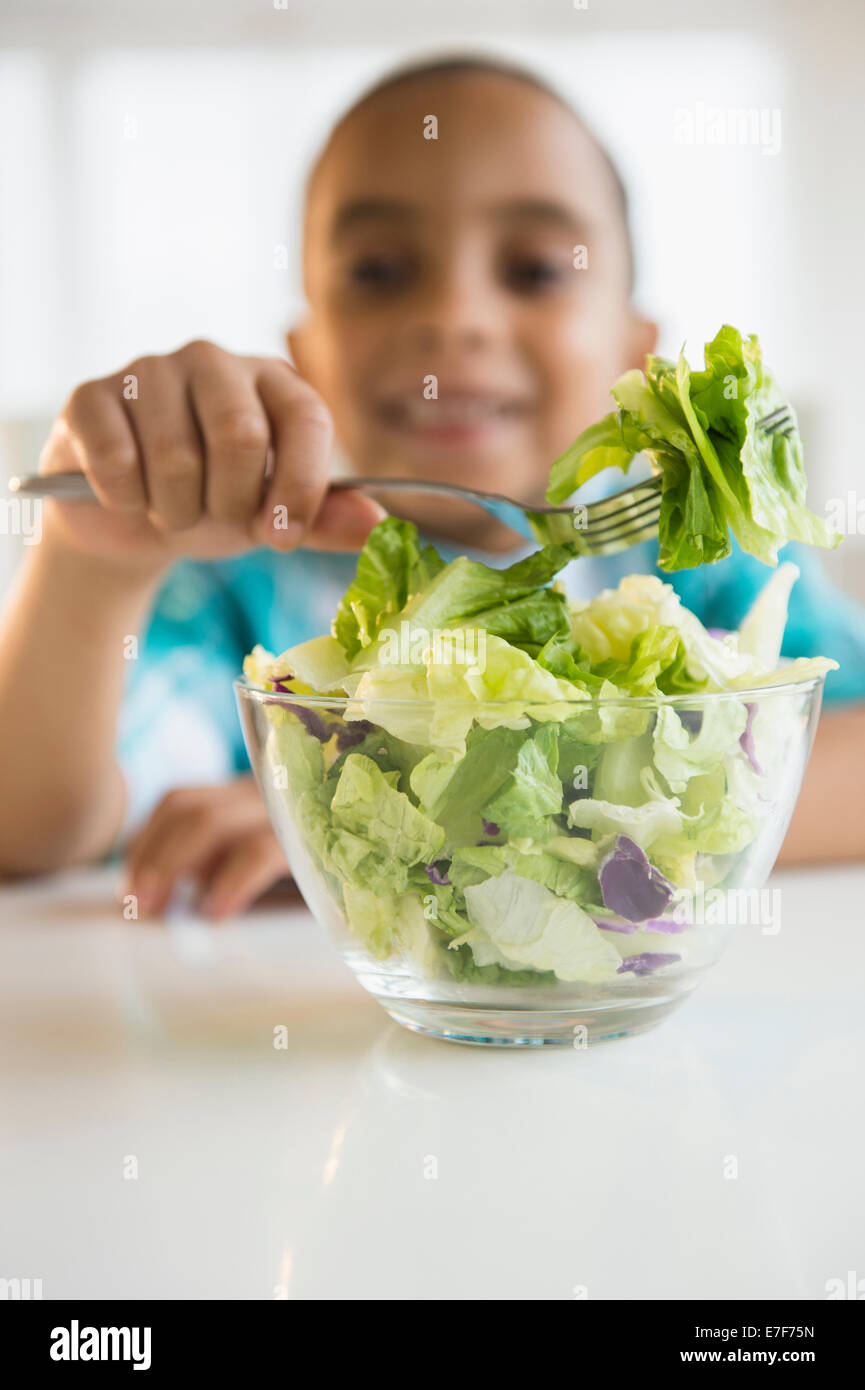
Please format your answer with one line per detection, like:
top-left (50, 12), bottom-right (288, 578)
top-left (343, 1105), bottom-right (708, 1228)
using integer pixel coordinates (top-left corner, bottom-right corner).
top-left (1, 56), bottom-right (863, 917)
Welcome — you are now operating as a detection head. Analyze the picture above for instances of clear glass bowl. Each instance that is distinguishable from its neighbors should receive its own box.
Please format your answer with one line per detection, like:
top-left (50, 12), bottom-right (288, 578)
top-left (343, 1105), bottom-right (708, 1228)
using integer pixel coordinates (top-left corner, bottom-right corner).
top-left (235, 677), bottom-right (824, 1047)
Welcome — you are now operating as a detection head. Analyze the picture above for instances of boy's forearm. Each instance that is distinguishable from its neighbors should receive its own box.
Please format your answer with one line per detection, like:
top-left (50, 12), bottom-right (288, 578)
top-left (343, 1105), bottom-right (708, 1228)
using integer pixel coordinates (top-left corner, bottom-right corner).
top-left (777, 705), bottom-right (865, 865)
top-left (0, 539), bottom-right (165, 875)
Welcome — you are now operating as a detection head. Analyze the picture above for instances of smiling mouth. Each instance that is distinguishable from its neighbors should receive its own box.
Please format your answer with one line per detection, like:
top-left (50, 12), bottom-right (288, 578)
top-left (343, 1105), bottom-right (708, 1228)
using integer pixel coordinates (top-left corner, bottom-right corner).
top-left (376, 396), bottom-right (529, 430)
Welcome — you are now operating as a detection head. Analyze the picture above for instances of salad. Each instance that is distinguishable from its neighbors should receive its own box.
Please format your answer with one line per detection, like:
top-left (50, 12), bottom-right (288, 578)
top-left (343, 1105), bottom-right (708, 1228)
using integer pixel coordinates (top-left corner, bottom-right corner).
top-left (242, 326), bottom-right (839, 988)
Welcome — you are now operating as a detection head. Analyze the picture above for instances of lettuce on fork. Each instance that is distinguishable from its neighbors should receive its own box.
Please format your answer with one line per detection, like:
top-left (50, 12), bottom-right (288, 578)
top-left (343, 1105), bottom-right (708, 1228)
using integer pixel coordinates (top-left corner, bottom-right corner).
top-left (243, 325), bottom-right (839, 987)
top-left (546, 324), bottom-right (842, 570)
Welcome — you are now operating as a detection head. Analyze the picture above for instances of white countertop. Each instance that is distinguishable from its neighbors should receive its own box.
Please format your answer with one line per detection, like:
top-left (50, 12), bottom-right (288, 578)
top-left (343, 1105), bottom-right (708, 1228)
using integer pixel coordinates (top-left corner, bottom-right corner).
top-left (1, 863), bottom-right (862, 1301)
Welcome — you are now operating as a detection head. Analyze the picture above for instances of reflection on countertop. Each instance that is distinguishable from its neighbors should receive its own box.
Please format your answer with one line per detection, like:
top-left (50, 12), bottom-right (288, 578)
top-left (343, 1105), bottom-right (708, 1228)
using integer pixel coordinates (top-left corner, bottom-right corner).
top-left (1, 864), bottom-right (863, 1299)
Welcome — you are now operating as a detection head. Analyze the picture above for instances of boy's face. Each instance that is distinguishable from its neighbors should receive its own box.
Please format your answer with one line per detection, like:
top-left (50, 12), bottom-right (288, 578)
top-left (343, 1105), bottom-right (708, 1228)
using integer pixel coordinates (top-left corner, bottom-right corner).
top-left (290, 70), bottom-right (656, 547)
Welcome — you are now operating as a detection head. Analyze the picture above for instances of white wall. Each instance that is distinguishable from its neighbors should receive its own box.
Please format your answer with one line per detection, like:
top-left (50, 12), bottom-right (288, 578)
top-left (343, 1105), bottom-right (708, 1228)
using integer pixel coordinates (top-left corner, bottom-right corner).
top-left (1, 0), bottom-right (862, 597)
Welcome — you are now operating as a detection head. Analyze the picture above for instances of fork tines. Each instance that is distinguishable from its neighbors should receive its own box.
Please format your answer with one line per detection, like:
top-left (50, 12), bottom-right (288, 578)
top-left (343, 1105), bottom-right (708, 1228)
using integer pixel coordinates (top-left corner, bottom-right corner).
top-left (757, 406), bottom-right (796, 438)
top-left (581, 476), bottom-right (662, 553)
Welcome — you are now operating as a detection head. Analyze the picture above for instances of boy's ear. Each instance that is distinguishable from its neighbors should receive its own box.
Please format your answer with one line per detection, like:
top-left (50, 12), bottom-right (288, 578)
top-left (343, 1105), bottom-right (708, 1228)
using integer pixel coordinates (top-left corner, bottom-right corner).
top-left (624, 314), bottom-right (659, 370)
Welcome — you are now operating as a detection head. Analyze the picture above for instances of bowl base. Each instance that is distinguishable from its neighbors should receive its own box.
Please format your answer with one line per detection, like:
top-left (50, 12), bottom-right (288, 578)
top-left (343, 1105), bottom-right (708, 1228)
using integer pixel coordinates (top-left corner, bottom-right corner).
top-left (379, 994), bottom-right (689, 1047)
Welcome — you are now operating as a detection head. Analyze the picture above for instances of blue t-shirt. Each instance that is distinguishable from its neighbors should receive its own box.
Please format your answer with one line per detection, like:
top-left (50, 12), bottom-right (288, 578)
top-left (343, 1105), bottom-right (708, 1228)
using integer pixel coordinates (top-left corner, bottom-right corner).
top-left (116, 532), bottom-right (865, 833)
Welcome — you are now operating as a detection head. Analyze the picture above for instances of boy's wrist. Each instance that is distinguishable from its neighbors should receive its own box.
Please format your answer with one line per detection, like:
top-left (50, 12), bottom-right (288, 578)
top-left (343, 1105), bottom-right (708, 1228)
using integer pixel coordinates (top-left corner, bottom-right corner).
top-left (27, 526), bottom-right (170, 607)
top-left (35, 519), bottom-right (173, 593)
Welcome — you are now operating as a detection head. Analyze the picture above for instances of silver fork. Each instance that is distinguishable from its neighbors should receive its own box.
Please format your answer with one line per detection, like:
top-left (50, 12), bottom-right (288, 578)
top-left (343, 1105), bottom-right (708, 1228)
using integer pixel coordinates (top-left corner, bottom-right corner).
top-left (5, 408), bottom-right (796, 555)
top-left (330, 474), bottom-right (664, 550)
top-left (6, 465), bottom-right (663, 551)
top-left (756, 406), bottom-right (796, 438)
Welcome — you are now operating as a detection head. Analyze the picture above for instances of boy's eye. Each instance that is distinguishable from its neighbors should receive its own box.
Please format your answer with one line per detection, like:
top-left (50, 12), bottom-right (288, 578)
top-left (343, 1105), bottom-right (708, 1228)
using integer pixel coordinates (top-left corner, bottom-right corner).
top-left (502, 256), bottom-right (567, 293)
top-left (348, 254), bottom-right (414, 291)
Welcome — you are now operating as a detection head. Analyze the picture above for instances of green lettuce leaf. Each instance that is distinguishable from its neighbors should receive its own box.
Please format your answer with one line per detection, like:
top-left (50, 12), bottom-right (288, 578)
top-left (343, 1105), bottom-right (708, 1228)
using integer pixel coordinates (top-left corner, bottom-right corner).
top-left (268, 711), bottom-right (334, 857)
top-left (536, 633), bottom-right (609, 693)
top-left (450, 843), bottom-right (596, 902)
top-left (326, 724), bottom-right (427, 798)
top-left (563, 571), bottom-right (831, 692)
top-left (348, 629), bottom-right (586, 757)
top-left (409, 723), bottom-right (527, 848)
top-left (483, 722), bottom-right (562, 837)
top-left (689, 325), bottom-right (838, 558)
top-left (652, 702), bottom-right (748, 795)
top-left (341, 884), bottom-right (449, 966)
top-left (736, 560), bottom-right (798, 669)
top-left (333, 517), bottom-right (446, 659)
top-left (457, 870), bottom-right (621, 982)
top-left (350, 538), bottom-right (573, 671)
top-left (268, 634), bottom-right (350, 691)
top-left (541, 624), bottom-right (707, 698)
top-left (567, 784), bottom-right (685, 850)
top-left (545, 325), bottom-right (842, 571)
top-left (328, 753), bottom-right (445, 894)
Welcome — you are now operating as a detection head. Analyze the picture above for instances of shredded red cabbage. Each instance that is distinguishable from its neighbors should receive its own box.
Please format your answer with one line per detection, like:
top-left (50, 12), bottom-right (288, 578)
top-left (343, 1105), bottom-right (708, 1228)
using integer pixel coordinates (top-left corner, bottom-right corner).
top-left (739, 702), bottom-right (762, 774)
top-left (593, 914), bottom-right (642, 935)
top-left (642, 916), bottom-right (690, 934)
top-left (617, 951), bottom-right (681, 976)
top-left (271, 703), bottom-right (375, 750)
top-left (678, 709), bottom-right (703, 735)
top-left (599, 835), bottom-right (674, 922)
top-left (290, 704), bottom-right (334, 743)
top-left (335, 720), bottom-right (375, 750)
top-left (424, 862), bottom-right (451, 886)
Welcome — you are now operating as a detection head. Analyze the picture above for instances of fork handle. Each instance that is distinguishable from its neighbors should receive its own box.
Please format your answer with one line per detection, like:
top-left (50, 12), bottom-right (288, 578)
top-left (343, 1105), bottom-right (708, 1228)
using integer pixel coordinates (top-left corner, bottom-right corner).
top-left (6, 469), bottom-right (546, 546)
top-left (7, 470), bottom-right (540, 509)
top-left (9, 471), bottom-right (96, 500)
top-left (7, 471), bottom-right (411, 502)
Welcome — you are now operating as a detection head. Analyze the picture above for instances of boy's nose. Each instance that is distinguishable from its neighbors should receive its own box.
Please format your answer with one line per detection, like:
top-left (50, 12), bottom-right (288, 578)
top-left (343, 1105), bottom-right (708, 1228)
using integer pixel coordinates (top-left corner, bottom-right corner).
top-left (413, 318), bottom-right (487, 354)
top-left (407, 264), bottom-right (502, 354)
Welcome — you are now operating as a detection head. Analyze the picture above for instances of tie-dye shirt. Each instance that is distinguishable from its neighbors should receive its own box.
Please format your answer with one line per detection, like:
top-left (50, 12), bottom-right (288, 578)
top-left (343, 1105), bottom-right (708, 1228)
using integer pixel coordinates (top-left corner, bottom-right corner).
top-left (116, 533), bottom-right (865, 834)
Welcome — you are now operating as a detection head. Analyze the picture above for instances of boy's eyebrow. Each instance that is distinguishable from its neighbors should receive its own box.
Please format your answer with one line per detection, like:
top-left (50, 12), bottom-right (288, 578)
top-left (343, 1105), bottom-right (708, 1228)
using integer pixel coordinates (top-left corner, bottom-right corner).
top-left (329, 195), bottom-right (591, 242)
top-left (330, 199), bottom-right (416, 240)
top-left (490, 198), bottom-right (589, 234)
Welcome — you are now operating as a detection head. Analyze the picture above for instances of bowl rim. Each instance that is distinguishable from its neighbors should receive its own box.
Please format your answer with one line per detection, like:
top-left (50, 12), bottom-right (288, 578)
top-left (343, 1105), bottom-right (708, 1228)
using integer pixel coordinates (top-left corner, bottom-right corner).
top-left (234, 672), bottom-right (826, 708)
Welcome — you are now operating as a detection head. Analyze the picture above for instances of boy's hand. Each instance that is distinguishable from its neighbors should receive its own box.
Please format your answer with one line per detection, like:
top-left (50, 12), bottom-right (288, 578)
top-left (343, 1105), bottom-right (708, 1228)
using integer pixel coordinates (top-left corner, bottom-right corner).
top-left (40, 341), bottom-right (385, 572)
top-left (124, 777), bottom-right (291, 920)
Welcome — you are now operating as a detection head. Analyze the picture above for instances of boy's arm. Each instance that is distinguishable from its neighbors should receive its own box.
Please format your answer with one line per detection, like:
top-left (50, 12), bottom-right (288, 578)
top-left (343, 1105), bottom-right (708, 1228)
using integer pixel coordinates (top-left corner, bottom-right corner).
top-left (0, 538), bottom-right (164, 873)
top-left (777, 704), bottom-right (865, 864)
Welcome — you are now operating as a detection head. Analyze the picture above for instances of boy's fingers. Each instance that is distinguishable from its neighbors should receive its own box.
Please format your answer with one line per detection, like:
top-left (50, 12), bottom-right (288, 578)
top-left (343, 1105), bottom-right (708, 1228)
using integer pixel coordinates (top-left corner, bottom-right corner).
top-left (124, 356), bottom-right (204, 531)
top-left (63, 380), bottom-right (149, 516)
top-left (254, 364), bottom-right (333, 549)
top-left (125, 788), bottom-right (269, 914)
top-left (186, 344), bottom-right (271, 524)
top-left (126, 797), bottom-right (262, 896)
top-left (199, 830), bottom-right (289, 920)
top-left (304, 488), bottom-right (389, 551)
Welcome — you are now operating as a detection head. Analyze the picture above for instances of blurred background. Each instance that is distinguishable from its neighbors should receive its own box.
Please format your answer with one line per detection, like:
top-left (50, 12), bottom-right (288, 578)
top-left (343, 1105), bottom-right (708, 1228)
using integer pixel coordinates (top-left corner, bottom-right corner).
top-left (1, 0), bottom-right (862, 598)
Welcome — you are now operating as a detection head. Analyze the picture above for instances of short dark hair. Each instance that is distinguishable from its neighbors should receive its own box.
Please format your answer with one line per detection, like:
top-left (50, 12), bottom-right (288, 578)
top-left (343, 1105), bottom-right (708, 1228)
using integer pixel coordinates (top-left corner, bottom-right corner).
top-left (316, 52), bottom-right (635, 294)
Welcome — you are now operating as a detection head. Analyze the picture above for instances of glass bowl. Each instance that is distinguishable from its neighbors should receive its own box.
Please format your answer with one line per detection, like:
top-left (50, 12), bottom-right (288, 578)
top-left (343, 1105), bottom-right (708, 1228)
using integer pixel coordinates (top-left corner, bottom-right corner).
top-left (235, 676), bottom-right (824, 1047)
